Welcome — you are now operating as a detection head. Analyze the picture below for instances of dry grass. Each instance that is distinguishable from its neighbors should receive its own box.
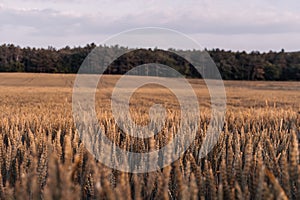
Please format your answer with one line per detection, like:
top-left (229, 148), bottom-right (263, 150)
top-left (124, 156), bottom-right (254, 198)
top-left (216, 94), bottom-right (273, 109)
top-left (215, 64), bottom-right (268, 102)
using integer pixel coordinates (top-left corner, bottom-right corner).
top-left (0, 73), bottom-right (299, 199)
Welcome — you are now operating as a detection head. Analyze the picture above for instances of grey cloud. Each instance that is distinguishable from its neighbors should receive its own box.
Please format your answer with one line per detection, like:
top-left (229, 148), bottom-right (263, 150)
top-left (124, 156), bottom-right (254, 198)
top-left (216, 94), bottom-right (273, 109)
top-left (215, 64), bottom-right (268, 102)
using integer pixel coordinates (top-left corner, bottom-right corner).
top-left (0, 8), bottom-right (82, 36)
top-left (1, 5), bottom-right (300, 39)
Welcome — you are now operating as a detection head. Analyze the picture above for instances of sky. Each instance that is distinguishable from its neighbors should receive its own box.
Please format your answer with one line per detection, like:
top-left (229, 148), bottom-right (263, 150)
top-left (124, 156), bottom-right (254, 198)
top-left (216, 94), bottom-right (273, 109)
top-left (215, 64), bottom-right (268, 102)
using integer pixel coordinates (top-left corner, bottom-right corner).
top-left (1, 0), bottom-right (300, 52)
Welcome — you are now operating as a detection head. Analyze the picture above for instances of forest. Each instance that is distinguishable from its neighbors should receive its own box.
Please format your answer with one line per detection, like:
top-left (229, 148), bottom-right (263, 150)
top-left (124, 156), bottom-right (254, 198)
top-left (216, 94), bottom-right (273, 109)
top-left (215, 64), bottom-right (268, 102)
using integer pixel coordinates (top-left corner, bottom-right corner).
top-left (0, 43), bottom-right (299, 80)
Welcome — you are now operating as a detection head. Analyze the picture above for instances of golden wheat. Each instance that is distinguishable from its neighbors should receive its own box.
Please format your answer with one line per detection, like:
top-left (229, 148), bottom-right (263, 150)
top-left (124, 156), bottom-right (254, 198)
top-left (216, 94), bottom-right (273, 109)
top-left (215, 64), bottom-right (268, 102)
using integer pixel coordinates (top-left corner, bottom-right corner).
top-left (0, 74), bottom-right (299, 199)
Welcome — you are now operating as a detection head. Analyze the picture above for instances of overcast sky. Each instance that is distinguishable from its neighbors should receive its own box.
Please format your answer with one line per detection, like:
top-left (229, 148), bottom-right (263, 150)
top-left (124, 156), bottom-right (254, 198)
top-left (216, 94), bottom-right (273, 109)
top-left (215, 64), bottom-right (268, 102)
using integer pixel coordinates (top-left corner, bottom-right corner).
top-left (1, 0), bottom-right (300, 52)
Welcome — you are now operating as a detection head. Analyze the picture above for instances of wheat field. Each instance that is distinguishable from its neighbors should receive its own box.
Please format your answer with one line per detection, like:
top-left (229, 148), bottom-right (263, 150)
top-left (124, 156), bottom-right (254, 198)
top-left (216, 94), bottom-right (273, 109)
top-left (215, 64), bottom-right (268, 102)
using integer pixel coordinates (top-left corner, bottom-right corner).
top-left (0, 73), bottom-right (299, 199)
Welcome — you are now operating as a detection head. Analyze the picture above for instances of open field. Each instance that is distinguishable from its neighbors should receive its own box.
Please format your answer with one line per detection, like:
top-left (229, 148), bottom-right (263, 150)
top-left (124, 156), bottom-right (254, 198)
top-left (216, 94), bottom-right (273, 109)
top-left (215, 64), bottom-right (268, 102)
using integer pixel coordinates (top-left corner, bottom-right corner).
top-left (0, 73), bottom-right (299, 199)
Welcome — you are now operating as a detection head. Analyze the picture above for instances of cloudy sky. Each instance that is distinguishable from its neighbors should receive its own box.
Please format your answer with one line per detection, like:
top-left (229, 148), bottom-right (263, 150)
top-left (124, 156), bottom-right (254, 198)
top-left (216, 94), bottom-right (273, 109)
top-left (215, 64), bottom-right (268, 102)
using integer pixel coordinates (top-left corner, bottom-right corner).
top-left (1, 0), bottom-right (300, 52)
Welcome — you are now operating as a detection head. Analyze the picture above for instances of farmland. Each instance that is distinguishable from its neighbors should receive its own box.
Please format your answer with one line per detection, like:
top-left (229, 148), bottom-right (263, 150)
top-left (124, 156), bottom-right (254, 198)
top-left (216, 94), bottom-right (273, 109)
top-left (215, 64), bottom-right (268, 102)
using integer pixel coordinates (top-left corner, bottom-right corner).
top-left (0, 73), bottom-right (299, 199)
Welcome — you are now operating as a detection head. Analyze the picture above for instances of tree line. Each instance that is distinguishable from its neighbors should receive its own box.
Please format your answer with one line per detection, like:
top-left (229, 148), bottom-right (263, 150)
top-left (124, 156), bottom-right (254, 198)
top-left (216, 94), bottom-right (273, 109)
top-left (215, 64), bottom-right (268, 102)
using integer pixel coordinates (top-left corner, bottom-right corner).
top-left (0, 43), bottom-right (299, 80)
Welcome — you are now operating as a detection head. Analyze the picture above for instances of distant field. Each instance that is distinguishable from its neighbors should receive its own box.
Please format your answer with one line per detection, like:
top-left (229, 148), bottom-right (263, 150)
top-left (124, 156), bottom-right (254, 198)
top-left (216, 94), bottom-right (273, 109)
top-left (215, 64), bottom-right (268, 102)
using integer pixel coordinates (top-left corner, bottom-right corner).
top-left (0, 73), bottom-right (299, 199)
top-left (0, 73), bottom-right (299, 109)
